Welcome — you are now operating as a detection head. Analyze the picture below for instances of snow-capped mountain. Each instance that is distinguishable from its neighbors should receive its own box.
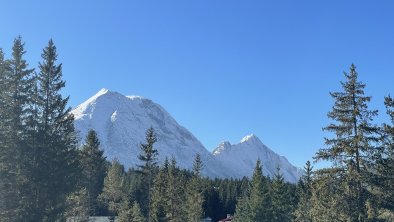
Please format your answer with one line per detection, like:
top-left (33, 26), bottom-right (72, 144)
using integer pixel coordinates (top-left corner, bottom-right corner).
top-left (72, 88), bottom-right (302, 182)
top-left (72, 88), bottom-right (233, 178)
top-left (213, 134), bottom-right (303, 183)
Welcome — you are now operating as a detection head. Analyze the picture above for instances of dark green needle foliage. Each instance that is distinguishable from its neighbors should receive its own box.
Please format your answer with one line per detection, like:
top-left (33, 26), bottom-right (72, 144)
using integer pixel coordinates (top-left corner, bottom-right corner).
top-left (79, 129), bottom-right (107, 215)
top-left (315, 64), bottom-right (381, 221)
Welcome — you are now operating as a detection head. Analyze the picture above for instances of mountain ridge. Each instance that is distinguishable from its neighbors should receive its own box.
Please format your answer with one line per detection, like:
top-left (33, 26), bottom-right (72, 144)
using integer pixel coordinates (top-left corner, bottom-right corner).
top-left (72, 88), bottom-right (302, 182)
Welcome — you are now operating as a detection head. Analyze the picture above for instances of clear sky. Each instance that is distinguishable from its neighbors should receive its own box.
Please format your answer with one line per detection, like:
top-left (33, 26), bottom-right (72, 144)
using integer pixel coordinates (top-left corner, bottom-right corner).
top-left (1, 1), bottom-right (394, 168)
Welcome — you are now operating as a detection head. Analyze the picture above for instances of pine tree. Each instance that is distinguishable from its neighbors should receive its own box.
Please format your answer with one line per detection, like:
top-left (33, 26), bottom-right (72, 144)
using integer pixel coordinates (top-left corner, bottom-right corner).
top-left (315, 64), bottom-right (380, 221)
top-left (138, 127), bottom-right (158, 221)
top-left (294, 161), bottom-right (314, 222)
top-left (79, 129), bottom-right (107, 215)
top-left (99, 159), bottom-right (125, 216)
top-left (233, 159), bottom-right (271, 222)
top-left (185, 154), bottom-right (204, 221)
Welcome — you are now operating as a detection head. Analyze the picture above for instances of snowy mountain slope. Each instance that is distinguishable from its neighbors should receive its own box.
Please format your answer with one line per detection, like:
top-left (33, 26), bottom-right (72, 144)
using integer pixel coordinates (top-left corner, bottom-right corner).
top-left (72, 89), bottom-right (302, 182)
top-left (212, 134), bottom-right (303, 183)
top-left (72, 88), bottom-right (234, 178)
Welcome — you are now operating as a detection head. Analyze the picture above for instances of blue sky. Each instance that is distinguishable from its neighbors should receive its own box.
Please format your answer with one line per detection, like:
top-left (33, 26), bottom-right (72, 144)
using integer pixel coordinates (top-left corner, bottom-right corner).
top-left (1, 1), bottom-right (394, 167)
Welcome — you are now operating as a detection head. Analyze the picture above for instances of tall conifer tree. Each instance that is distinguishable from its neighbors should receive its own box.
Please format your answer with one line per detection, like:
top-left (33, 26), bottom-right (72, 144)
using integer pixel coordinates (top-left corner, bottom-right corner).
top-left (271, 167), bottom-right (291, 222)
top-left (33, 39), bottom-right (79, 221)
top-left (185, 154), bottom-right (204, 221)
top-left (0, 37), bottom-right (35, 221)
top-left (294, 161), bottom-right (314, 222)
top-left (234, 159), bottom-right (271, 222)
top-left (315, 64), bottom-right (380, 221)
top-left (150, 158), bottom-right (169, 222)
top-left (138, 127), bottom-right (158, 221)
top-left (165, 158), bottom-right (185, 222)
top-left (79, 129), bottom-right (107, 215)
top-left (99, 159), bottom-right (125, 216)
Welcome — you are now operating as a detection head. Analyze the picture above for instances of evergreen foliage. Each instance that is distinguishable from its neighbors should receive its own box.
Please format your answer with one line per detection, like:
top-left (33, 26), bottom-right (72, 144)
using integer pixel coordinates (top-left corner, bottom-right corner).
top-left (118, 201), bottom-right (145, 222)
top-left (315, 64), bottom-right (380, 221)
top-left (0, 37), bottom-right (78, 221)
top-left (33, 39), bottom-right (79, 221)
top-left (150, 158), bottom-right (169, 222)
top-left (0, 36), bottom-right (35, 221)
top-left (233, 159), bottom-right (271, 222)
top-left (2, 38), bottom-right (394, 222)
top-left (138, 127), bottom-right (158, 221)
top-left (370, 96), bottom-right (394, 215)
top-left (99, 159), bottom-right (125, 216)
top-left (309, 171), bottom-right (349, 222)
top-left (79, 129), bottom-right (107, 215)
top-left (185, 154), bottom-right (204, 221)
top-left (65, 188), bottom-right (90, 222)
top-left (164, 158), bottom-right (186, 222)
top-left (294, 160), bottom-right (313, 222)
top-left (271, 167), bottom-right (292, 222)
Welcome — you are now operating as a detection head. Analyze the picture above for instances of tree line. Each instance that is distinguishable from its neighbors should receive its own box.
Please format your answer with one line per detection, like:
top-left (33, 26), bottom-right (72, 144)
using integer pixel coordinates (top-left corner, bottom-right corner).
top-left (0, 37), bottom-right (393, 221)
top-left (68, 128), bottom-right (298, 222)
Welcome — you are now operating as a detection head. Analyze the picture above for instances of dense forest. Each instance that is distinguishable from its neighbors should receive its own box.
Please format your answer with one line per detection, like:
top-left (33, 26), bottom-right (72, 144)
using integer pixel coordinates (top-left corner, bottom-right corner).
top-left (0, 37), bottom-right (393, 222)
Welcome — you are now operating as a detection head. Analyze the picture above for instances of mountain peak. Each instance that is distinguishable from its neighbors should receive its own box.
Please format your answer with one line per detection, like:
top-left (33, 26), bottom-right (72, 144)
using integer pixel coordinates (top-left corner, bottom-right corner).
top-left (72, 88), bottom-right (234, 178)
top-left (212, 141), bottom-right (231, 155)
top-left (93, 88), bottom-right (124, 98)
top-left (213, 134), bottom-right (302, 183)
top-left (97, 87), bottom-right (109, 95)
top-left (240, 134), bottom-right (259, 143)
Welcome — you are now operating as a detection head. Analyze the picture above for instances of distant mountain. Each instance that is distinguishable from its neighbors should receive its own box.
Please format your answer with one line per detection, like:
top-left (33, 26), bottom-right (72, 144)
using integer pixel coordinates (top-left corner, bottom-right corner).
top-left (213, 134), bottom-right (303, 183)
top-left (72, 89), bottom-right (302, 182)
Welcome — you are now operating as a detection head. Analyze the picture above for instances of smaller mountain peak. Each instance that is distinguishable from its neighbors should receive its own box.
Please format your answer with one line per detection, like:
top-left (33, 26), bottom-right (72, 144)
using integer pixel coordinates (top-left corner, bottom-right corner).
top-left (240, 134), bottom-right (258, 143)
top-left (212, 141), bottom-right (232, 155)
top-left (222, 141), bottom-right (231, 146)
top-left (219, 141), bottom-right (232, 148)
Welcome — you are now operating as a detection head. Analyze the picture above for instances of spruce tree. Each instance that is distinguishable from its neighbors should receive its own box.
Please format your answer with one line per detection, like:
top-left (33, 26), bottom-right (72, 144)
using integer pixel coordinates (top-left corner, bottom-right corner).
top-left (119, 201), bottom-right (145, 222)
top-left (185, 154), bottom-right (204, 221)
top-left (79, 129), bottom-right (107, 215)
top-left (99, 159), bottom-right (125, 216)
top-left (0, 36), bottom-right (35, 221)
top-left (370, 96), bottom-right (394, 214)
top-left (233, 159), bottom-right (271, 222)
top-left (0, 47), bottom-right (14, 221)
top-left (165, 157), bottom-right (186, 222)
top-left (32, 39), bottom-right (79, 221)
top-left (309, 171), bottom-right (348, 222)
top-left (137, 127), bottom-right (158, 221)
top-left (65, 188), bottom-right (90, 222)
top-left (315, 64), bottom-right (380, 221)
top-left (150, 158), bottom-right (169, 222)
top-left (131, 201), bottom-right (146, 222)
top-left (294, 161), bottom-right (313, 222)
top-left (271, 167), bottom-right (291, 222)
